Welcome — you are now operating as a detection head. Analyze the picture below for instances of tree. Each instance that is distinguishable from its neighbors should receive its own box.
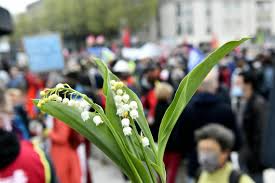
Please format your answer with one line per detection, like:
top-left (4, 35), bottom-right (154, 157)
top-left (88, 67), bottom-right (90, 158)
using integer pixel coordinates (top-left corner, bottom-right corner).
top-left (13, 0), bottom-right (157, 41)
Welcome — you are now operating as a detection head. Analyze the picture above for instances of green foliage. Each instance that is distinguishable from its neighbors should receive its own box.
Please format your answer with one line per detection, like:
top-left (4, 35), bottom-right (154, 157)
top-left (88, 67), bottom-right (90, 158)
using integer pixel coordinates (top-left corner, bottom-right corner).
top-left (13, 0), bottom-right (157, 39)
top-left (35, 38), bottom-right (249, 182)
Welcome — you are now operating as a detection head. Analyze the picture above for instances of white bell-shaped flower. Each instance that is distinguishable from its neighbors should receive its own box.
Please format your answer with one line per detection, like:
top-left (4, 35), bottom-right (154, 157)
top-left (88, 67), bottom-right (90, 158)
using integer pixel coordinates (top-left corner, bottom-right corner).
top-left (141, 137), bottom-right (150, 147)
top-left (114, 95), bottom-right (122, 104)
top-left (56, 97), bottom-right (62, 102)
top-left (49, 94), bottom-right (58, 101)
top-left (81, 111), bottom-right (90, 121)
top-left (130, 109), bottom-right (139, 119)
top-left (68, 100), bottom-right (75, 107)
top-left (116, 108), bottom-right (124, 117)
top-left (79, 100), bottom-right (90, 111)
top-left (121, 118), bottom-right (130, 127)
top-left (122, 94), bottom-right (129, 103)
top-left (93, 115), bottom-right (103, 126)
top-left (129, 101), bottom-right (138, 110)
top-left (123, 126), bottom-right (132, 136)
top-left (116, 89), bottom-right (123, 96)
top-left (62, 98), bottom-right (70, 104)
top-left (56, 83), bottom-right (64, 89)
top-left (110, 80), bottom-right (116, 86)
top-left (121, 104), bottom-right (130, 113)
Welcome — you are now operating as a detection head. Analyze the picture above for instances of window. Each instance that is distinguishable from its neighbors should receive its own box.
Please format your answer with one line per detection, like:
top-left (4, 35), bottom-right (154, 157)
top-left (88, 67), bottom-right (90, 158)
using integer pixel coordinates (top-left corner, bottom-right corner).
top-left (206, 25), bottom-right (212, 34)
top-left (177, 23), bottom-right (182, 35)
top-left (176, 2), bottom-right (181, 17)
top-left (187, 23), bottom-right (193, 35)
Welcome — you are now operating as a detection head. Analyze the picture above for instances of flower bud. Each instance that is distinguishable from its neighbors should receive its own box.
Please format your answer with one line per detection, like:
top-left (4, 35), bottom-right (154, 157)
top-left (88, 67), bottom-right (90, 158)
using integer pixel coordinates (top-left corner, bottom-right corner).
top-left (110, 80), bottom-right (116, 86)
top-left (40, 90), bottom-right (46, 97)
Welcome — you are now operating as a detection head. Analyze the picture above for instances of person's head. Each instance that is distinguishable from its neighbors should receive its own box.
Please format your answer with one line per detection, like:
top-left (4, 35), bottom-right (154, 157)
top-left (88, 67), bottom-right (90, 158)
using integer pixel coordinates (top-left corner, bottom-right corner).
top-left (195, 124), bottom-right (235, 173)
top-left (198, 67), bottom-right (219, 94)
top-left (5, 88), bottom-right (24, 107)
top-left (155, 82), bottom-right (174, 102)
top-left (238, 71), bottom-right (257, 100)
top-left (9, 66), bottom-right (19, 78)
top-left (112, 59), bottom-right (130, 80)
top-left (145, 62), bottom-right (161, 83)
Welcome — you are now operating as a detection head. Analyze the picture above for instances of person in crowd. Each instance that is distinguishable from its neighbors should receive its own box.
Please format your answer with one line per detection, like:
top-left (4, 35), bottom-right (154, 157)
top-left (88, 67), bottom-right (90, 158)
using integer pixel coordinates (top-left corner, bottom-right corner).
top-left (238, 71), bottom-right (268, 183)
top-left (45, 118), bottom-right (83, 183)
top-left (6, 88), bottom-right (30, 139)
top-left (258, 53), bottom-right (274, 99)
top-left (179, 68), bottom-right (242, 181)
top-left (25, 71), bottom-right (45, 118)
top-left (140, 62), bottom-right (161, 124)
top-left (112, 59), bottom-right (139, 94)
top-left (151, 82), bottom-right (182, 183)
top-left (7, 66), bottom-right (26, 89)
top-left (195, 124), bottom-right (254, 183)
top-left (0, 68), bottom-right (10, 89)
top-left (0, 89), bottom-right (57, 183)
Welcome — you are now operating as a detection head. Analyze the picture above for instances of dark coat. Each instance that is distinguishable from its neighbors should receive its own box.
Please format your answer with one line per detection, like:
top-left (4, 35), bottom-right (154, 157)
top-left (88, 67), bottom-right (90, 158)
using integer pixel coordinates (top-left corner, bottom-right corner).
top-left (151, 100), bottom-right (182, 152)
top-left (178, 92), bottom-right (241, 177)
top-left (240, 93), bottom-right (268, 173)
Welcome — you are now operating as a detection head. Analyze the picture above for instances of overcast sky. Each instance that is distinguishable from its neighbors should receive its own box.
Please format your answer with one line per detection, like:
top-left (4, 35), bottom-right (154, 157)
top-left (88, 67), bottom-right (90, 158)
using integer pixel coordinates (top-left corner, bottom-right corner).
top-left (0, 0), bottom-right (38, 15)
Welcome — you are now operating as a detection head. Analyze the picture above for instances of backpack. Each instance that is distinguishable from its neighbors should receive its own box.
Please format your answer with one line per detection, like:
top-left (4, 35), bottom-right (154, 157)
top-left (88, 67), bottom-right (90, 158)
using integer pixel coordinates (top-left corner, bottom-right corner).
top-left (195, 169), bottom-right (243, 183)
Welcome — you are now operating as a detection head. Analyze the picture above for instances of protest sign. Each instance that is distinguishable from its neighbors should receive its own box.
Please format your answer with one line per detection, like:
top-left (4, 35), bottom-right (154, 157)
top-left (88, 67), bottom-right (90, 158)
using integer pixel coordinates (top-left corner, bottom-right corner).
top-left (23, 34), bottom-right (64, 72)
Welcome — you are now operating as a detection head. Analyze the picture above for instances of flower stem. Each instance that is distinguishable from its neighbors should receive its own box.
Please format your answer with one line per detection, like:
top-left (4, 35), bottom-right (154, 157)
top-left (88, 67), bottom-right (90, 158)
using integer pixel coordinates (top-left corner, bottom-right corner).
top-left (129, 136), bottom-right (141, 159)
top-left (131, 121), bottom-right (157, 183)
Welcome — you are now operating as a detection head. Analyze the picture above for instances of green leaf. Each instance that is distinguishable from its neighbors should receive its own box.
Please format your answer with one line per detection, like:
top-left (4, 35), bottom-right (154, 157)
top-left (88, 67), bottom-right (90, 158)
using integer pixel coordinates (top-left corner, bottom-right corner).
top-left (127, 149), bottom-right (155, 183)
top-left (157, 38), bottom-right (250, 162)
top-left (33, 100), bottom-right (136, 180)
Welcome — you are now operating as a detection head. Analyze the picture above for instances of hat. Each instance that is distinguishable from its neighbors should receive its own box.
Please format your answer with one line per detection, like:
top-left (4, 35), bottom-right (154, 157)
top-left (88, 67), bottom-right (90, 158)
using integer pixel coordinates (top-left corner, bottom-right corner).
top-left (113, 60), bottom-right (130, 73)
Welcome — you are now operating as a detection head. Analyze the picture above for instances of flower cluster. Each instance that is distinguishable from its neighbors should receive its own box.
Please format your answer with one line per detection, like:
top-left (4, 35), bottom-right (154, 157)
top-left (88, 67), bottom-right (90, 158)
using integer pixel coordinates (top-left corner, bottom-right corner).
top-left (38, 83), bottom-right (103, 126)
top-left (110, 80), bottom-right (139, 136)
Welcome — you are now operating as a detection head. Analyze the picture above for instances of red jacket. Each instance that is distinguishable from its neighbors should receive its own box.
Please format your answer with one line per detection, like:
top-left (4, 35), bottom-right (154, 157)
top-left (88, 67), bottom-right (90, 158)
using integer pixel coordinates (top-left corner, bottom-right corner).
top-left (0, 141), bottom-right (51, 183)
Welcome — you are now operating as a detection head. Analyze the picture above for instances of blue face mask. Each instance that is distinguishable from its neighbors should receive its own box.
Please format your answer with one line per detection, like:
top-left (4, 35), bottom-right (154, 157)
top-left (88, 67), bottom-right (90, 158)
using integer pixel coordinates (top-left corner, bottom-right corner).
top-left (231, 86), bottom-right (243, 97)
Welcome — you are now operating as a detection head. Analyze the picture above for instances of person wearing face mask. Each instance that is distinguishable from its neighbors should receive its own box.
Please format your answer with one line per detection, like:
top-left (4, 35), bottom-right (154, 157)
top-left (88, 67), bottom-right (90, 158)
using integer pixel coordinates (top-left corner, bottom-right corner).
top-left (195, 124), bottom-right (254, 183)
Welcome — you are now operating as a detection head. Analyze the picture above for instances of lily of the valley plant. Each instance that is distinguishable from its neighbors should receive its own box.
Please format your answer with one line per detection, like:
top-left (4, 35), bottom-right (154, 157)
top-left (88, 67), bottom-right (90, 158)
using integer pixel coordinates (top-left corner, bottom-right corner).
top-left (36, 38), bottom-right (248, 182)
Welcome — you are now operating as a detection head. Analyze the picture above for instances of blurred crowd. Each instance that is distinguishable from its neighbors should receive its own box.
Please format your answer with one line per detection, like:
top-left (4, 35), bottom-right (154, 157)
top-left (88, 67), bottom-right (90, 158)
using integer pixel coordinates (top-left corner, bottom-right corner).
top-left (0, 38), bottom-right (274, 183)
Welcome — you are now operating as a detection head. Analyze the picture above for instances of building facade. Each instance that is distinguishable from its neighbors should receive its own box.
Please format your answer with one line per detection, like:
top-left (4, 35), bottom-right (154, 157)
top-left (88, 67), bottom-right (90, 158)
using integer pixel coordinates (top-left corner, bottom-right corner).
top-left (158, 0), bottom-right (274, 44)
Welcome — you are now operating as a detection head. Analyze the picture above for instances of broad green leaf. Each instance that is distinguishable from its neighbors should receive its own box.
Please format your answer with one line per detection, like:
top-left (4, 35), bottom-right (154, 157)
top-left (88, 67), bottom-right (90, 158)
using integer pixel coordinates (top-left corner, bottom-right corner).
top-left (157, 38), bottom-right (250, 162)
top-left (33, 100), bottom-right (136, 180)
